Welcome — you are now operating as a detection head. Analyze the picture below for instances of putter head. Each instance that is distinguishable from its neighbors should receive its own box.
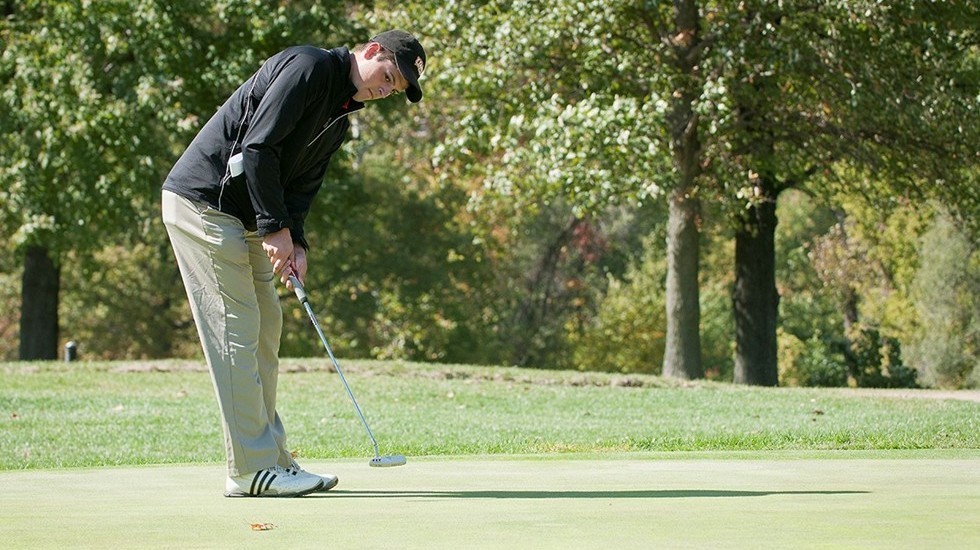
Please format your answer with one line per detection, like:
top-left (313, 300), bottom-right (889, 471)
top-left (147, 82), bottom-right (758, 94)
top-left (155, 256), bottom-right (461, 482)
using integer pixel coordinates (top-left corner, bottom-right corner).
top-left (370, 454), bottom-right (407, 468)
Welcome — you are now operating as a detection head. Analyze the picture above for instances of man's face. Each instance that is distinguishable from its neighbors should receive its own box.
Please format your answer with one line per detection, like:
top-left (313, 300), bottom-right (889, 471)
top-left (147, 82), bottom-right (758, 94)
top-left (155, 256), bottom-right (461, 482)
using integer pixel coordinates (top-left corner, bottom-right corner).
top-left (352, 43), bottom-right (409, 102)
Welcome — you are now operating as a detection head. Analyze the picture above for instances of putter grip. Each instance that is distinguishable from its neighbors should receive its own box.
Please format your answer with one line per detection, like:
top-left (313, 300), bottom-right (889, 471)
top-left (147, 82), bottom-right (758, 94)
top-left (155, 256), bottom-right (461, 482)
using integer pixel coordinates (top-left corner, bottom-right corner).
top-left (289, 275), bottom-right (309, 304)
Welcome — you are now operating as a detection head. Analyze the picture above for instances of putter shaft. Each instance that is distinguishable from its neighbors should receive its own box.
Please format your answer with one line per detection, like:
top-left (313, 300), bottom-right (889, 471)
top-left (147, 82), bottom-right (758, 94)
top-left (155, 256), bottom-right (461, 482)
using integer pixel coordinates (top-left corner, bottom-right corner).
top-left (290, 276), bottom-right (382, 458)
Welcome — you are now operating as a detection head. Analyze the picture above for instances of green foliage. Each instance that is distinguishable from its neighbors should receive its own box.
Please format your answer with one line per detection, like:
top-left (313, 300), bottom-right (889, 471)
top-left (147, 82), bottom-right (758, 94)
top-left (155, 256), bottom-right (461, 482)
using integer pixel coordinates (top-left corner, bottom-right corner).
top-left (0, 271), bottom-right (18, 361)
top-left (59, 232), bottom-right (200, 360)
top-left (571, 237), bottom-right (668, 374)
top-left (693, 207), bottom-right (737, 380)
top-left (702, 0), bottom-right (979, 213)
top-left (776, 191), bottom-right (921, 388)
top-left (774, 191), bottom-right (842, 344)
top-left (280, 150), bottom-right (499, 365)
top-left (908, 209), bottom-right (980, 388)
top-left (1, 0), bottom-right (169, 255)
top-left (837, 194), bottom-right (928, 337)
top-left (569, 218), bottom-right (736, 379)
top-left (411, 0), bottom-right (980, 385)
top-left (778, 329), bottom-right (848, 388)
top-left (845, 324), bottom-right (918, 389)
top-left (485, 93), bottom-right (670, 216)
top-left (420, 0), bottom-right (676, 216)
top-left (490, 206), bottom-right (627, 369)
top-left (699, 275), bottom-right (735, 380)
top-left (385, 1), bottom-right (686, 372)
top-left (804, 205), bottom-right (918, 387)
top-left (773, 191), bottom-right (852, 388)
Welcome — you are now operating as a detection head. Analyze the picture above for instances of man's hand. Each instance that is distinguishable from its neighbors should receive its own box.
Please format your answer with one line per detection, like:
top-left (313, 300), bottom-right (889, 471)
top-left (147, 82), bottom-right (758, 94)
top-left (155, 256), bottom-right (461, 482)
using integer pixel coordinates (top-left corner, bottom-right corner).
top-left (284, 246), bottom-right (308, 289)
top-left (262, 228), bottom-right (294, 278)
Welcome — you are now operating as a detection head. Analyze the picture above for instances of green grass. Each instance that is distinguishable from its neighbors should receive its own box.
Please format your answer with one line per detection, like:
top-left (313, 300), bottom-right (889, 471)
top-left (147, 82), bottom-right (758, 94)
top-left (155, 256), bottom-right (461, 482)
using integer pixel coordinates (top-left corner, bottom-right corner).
top-left (1, 359), bottom-right (978, 470)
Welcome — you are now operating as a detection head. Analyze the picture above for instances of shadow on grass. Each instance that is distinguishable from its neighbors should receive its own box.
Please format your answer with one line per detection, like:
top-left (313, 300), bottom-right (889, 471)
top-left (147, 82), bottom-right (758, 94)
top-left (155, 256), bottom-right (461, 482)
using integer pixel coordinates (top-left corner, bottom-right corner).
top-left (321, 489), bottom-right (868, 499)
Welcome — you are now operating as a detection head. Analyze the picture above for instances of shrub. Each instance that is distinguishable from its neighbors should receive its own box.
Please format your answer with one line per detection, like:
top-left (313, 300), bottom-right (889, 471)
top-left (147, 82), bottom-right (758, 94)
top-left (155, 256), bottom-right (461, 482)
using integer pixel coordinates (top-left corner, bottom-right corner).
top-left (906, 210), bottom-right (979, 388)
top-left (570, 255), bottom-right (667, 374)
top-left (778, 329), bottom-right (848, 387)
top-left (845, 324), bottom-right (918, 388)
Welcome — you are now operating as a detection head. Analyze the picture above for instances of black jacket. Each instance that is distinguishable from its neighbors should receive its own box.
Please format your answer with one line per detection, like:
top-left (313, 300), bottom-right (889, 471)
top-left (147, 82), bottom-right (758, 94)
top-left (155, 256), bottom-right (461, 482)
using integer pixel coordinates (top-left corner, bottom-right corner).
top-left (163, 46), bottom-right (363, 250)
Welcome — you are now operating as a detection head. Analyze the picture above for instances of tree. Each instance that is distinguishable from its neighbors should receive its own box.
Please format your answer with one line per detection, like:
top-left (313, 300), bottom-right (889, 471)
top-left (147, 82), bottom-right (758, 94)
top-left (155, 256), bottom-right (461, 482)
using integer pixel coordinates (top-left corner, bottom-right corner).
top-left (704, 1), bottom-right (979, 384)
top-left (414, 0), bottom-right (979, 384)
top-left (909, 208), bottom-right (979, 388)
top-left (407, 0), bottom-right (718, 374)
top-left (654, 0), bottom-right (706, 379)
top-left (2, 0), bottom-right (171, 357)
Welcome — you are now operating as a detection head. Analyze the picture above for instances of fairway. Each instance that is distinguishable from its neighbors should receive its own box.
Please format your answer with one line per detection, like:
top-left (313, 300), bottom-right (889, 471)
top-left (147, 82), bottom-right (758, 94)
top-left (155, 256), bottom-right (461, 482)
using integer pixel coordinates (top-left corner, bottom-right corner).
top-left (2, 452), bottom-right (978, 549)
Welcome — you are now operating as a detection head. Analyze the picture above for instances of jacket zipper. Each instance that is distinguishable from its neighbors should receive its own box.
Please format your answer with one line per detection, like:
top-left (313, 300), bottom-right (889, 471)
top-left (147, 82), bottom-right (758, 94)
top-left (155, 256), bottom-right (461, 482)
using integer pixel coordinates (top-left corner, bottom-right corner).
top-left (307, 105), bottom-right (362, 148)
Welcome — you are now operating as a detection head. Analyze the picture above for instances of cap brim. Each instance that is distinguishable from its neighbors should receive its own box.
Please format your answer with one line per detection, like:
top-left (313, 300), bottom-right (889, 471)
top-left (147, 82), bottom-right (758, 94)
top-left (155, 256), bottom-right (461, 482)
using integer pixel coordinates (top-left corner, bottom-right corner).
top-left (396, 60), bottom-right (423, 103)
top-left (406, 85), bottom-right (422, 103)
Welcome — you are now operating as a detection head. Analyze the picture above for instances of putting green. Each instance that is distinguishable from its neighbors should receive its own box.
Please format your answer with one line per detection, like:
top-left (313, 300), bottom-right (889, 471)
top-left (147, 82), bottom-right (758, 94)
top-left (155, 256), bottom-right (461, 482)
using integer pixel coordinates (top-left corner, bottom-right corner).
top-left (2, 452), bottom-right (978, 548)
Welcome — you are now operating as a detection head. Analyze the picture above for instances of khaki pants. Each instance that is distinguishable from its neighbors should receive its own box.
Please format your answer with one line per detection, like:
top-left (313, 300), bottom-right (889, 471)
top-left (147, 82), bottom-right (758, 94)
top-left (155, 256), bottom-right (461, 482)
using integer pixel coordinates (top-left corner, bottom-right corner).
top-left (162, 190), bottom-right (291, 477)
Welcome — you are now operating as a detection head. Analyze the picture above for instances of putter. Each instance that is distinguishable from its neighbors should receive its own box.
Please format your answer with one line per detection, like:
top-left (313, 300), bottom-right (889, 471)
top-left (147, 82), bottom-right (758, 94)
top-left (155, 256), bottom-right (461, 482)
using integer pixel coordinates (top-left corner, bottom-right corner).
top-left (289, 274), bottom-right (407, 468)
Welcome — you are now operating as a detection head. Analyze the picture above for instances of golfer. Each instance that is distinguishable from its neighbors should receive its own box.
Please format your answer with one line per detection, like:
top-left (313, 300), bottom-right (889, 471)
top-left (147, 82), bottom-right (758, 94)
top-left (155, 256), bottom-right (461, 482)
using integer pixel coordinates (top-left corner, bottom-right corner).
top-left (161, 30), bottom-right (427, 497)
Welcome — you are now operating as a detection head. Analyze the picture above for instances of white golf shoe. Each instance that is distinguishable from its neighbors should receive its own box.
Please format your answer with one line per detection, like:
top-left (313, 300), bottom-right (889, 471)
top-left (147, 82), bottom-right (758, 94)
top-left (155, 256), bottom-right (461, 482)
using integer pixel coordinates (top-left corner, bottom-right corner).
top-left (224, 465), bottom-right (324, 497)
top-left (287, 459), bottom-right (339, 492)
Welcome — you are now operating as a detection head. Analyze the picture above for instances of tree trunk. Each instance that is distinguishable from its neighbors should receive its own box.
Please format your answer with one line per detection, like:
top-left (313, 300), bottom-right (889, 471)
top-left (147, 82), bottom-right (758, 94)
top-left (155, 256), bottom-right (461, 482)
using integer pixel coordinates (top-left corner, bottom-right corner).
top-left (661, 0), bottom-right (704, 379)
top-left (833, 212), bottom-right (862, 383)
top-left (19, 245), bottom-right (59, 360)
top-left (663, 188), bottom-right (703, 378)
top-left (733, 195), bottom-right (779, 386)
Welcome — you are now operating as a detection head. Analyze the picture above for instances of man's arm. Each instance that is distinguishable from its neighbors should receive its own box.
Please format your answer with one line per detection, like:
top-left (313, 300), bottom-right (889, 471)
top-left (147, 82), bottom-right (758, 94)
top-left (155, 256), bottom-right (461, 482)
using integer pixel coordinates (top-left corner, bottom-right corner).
top-left (284, 154), bottom-right (332, 251)
top-left (240, 50), bottom-right (324, 238)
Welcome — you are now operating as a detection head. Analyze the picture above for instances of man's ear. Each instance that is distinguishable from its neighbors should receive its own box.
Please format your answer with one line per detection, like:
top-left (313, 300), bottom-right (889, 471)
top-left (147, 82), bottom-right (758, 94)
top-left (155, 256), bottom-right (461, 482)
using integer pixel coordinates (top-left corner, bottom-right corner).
top-left (363, 41), bottom-right (383, 59)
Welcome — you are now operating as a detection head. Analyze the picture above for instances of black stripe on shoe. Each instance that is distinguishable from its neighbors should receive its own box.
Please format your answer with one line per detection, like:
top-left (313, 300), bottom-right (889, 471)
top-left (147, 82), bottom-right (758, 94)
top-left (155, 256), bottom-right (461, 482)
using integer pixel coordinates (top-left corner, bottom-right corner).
top-left (249, 471), bottom-right (262, 496)
top-left (250, 470), bottom-right (276, 496)
top-left (262, 472), bottom-right (277, 493)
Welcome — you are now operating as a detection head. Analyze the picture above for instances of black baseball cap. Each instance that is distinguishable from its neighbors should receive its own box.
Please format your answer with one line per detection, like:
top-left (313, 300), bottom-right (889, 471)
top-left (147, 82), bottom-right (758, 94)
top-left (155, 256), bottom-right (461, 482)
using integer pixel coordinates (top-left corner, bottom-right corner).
top-left (371, 30), bottom-right (426, 103)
